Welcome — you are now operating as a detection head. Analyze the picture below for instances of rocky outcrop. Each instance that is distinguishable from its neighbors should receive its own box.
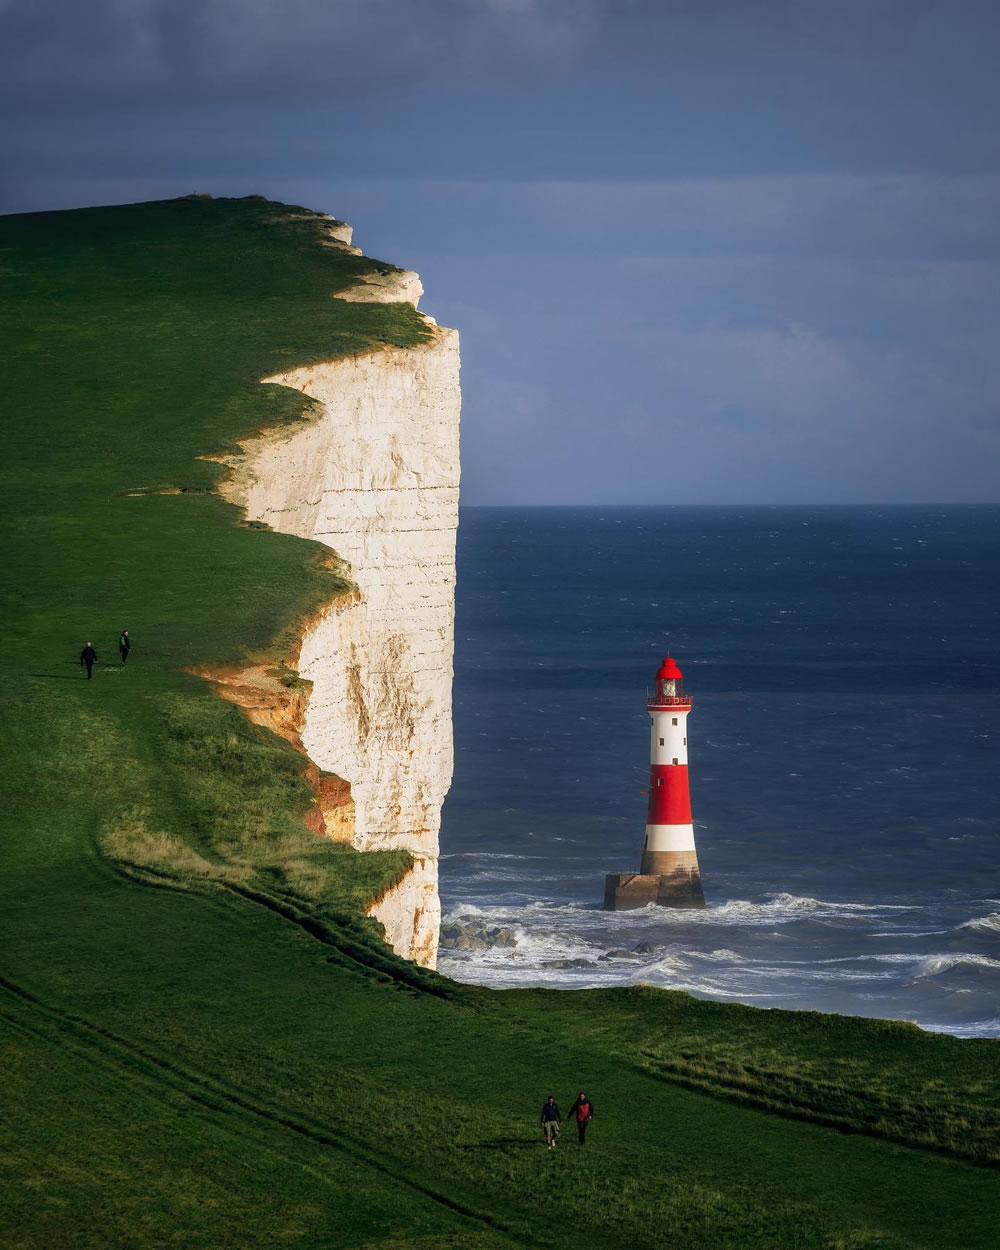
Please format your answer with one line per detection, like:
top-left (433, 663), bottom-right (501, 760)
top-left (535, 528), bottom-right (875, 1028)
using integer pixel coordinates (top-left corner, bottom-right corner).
top-left (335, 268), bottom-right (424, 306)
top-left (218, 232), bottom-right (460, 968)
top-left (439, 920), bottom-right (519, 953)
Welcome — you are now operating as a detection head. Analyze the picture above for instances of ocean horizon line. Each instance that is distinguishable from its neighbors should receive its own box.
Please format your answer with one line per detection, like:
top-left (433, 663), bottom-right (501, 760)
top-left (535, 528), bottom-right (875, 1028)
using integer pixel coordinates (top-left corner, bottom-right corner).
top-left (458, 501), bottom-right (1000, 510)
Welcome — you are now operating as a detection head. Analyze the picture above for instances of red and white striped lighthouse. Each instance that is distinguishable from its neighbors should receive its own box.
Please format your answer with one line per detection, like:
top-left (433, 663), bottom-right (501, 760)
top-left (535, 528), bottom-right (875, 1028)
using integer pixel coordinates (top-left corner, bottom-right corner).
top-left (604, 655), bottom-right (706, 910)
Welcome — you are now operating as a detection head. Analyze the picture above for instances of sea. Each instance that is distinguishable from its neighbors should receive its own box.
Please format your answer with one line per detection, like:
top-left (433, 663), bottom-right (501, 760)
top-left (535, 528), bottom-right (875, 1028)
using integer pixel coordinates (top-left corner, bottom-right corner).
top-left (437, 506), bottom-right (1000, 1038)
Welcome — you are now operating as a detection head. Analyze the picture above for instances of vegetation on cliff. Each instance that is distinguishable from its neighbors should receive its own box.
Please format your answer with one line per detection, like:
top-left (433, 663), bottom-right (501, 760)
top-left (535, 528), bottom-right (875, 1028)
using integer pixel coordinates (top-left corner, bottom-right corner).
top-left (2, 197), bottom-right (998, 1249)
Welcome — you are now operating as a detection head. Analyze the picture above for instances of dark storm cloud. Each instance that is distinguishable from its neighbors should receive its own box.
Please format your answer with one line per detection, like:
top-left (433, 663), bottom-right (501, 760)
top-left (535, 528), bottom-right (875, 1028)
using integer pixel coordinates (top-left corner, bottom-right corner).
top-left (0, 0), bottom-right (601, 102)
top-left (1, 0), bottom-right (995, 104)
top-left (3, 0), bottom-right (999, 502)
top-left (4, 0), bottom-right (999, 184)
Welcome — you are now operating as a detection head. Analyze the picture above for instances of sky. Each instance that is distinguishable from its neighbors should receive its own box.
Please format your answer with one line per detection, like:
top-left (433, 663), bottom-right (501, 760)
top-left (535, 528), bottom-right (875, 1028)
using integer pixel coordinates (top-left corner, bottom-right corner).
top-left (3, 0), bottom-right (999, 504)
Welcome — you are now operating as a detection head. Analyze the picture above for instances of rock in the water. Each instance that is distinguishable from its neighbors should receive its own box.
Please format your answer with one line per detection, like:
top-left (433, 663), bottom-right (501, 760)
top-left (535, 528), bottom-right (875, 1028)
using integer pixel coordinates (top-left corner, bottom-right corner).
top-left (599, 948), bottom-right (642, 961)
top-left (439, 920), bottom-right (519, 953)
top-left (440, 921), bottom-right (486, 951)
top-left (633, 942), bottom-right (656, 954)
top-left (542, 958), bottom-right (596, 970)
top-left (439, 927), bottom-right (487, 953)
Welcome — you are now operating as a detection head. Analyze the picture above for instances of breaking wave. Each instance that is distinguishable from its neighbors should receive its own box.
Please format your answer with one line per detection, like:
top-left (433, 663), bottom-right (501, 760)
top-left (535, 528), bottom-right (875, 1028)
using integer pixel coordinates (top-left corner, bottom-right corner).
top-left (961, 913), bottom-right (1000, 935)
top-left (690, 893), bottom-right (918, 924)
top-left (916, 954), bottom-right (1000, 978)
top-left (442, 892), bottom-right (918, 933)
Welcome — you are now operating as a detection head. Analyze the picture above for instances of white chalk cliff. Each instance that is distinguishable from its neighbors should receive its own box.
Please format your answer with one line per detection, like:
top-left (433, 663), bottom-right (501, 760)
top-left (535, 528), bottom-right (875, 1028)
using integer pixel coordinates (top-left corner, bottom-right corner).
top-left (221, 221), bottom-right (460, 967)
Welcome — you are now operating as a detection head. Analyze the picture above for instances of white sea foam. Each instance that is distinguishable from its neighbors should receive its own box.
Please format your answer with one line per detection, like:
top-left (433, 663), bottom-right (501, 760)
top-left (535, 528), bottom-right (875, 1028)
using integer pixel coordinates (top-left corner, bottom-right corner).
top-left (916, 954), bottom-right (1000, 978)
top-left (507, 929), bottom-right (598, 963)
top-left (629, 893), bottom-right (917, 926)
top-left (645, 951), bottom-right (693, 975)
top-left (437, 892), bottom-right (1000, 1029)
top-left (803, 953), bottom-right (922, 967)
top-left (925, 1017), bottom-right (1000, 1039)
top-left (961, 912), bottom-right (1000, 934)
top-left (694, 947), bottom-right (744, 962)
top-left (633, 971), bottom-right (757, 1000)
top-left (442, 892), bottom-right (917, 937)
top-left (440, 852), bottom-right (551, 861)
top-left (868, 930), bottom-right (951, 938)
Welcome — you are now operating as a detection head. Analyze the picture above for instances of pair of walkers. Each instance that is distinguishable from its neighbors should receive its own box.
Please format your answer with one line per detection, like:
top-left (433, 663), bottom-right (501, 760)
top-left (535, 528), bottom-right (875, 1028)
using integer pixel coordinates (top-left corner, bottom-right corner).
top-left (540, 1093), bottom-right (594, 1148)
top-left (79, 630), bottom-right (131, 679)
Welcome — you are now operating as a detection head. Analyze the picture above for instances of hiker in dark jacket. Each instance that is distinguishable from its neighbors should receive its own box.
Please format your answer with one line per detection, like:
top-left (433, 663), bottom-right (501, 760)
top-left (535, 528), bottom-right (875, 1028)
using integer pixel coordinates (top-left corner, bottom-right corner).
top-left (540, 1095), bottom-right (562, 1148)
top-left (119, 629), bottom-right (131, 666)
top-left (567, 1093), bottom-right (594, 1145)
top-left (80, 643), bottom-right (98, 680)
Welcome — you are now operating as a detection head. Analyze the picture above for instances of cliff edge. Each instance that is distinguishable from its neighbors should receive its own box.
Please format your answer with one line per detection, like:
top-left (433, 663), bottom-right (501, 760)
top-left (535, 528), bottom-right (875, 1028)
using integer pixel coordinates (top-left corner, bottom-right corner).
top-left (219, 222), bottom-right (460, 967)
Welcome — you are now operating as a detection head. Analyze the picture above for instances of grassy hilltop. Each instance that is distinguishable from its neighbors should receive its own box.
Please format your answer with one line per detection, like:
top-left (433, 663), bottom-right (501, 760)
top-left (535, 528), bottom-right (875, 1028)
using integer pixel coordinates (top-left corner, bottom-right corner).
top-left (2, 196), bottom-right (999, 1249)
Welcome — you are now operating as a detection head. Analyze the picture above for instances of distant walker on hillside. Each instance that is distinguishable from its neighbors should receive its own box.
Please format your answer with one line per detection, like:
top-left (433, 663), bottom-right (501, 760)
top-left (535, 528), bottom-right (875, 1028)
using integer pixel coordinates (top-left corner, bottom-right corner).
top-left (119, 629), bottom-right (131, 666)
top-left (80, 642), bottom-right (98, 680)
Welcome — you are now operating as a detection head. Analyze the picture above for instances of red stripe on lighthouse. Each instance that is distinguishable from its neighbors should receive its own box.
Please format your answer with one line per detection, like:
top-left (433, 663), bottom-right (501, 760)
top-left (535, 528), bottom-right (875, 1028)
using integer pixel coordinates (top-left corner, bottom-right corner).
top-left (646, 765), bottom-right (692, 825)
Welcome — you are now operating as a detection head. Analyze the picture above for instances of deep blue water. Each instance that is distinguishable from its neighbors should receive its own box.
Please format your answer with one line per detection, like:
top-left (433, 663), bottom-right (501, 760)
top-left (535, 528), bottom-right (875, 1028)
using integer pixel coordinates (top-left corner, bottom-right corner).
top-left (438, 506), bottom-right (1000, 1037)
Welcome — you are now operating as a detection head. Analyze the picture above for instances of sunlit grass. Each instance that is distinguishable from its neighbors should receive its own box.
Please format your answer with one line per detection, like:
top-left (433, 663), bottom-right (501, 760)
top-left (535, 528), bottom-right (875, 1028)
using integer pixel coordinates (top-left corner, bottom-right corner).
top-left (3, 196), bottom-right (998, 1249)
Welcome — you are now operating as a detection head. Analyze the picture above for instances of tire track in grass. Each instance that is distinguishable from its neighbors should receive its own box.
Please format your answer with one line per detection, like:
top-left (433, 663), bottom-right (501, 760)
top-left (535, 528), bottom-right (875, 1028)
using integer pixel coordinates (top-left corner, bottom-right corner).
top-left (0, 973), bottom-right (538, 1247)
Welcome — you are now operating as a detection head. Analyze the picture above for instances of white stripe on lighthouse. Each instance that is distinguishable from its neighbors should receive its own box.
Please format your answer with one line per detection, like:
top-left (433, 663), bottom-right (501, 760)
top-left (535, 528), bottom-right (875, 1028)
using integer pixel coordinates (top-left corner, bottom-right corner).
top-left (650, 710), bottom-right (689, 765)
top-left (644, 823), bottom-right (697, 853)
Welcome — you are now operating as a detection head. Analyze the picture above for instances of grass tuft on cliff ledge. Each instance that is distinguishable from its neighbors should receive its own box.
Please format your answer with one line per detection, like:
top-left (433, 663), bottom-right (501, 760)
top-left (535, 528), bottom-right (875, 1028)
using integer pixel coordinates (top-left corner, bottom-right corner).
top-left (2, 196), bottom-right (999, 1250)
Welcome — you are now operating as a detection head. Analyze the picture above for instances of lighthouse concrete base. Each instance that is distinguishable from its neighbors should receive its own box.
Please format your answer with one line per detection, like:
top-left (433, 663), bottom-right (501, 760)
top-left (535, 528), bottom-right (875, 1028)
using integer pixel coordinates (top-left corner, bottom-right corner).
top-left (603, 871), bottom-right (706, 911)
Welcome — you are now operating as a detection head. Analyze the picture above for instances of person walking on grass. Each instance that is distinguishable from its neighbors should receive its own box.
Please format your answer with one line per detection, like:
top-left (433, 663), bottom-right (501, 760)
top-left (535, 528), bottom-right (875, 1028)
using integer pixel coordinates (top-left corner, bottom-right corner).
top-left (567, 1092), bottom-right (594, 1145)
top-left (119, 629), bottom-right (131, 666)
top-left (540, 1095), bottom-right (562, 1149)
top-left (80, 642), bottom-right (98, 680)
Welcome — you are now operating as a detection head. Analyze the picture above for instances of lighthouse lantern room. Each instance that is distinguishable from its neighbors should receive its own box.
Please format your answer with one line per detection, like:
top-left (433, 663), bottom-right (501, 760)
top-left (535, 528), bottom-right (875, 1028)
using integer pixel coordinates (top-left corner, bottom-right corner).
top-left (604, 655), bottom-right (706, 910)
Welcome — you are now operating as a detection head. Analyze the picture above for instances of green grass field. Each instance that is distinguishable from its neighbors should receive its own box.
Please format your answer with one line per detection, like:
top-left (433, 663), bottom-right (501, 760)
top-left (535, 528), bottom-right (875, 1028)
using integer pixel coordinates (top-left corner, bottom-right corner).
top-left (2, 196), bottom-right (999, 1249)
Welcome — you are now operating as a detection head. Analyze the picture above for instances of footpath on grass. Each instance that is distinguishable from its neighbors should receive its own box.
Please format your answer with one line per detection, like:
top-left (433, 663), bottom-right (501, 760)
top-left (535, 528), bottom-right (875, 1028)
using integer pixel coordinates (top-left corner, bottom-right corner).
top-left (1, 196), bottom-right (998, 1249)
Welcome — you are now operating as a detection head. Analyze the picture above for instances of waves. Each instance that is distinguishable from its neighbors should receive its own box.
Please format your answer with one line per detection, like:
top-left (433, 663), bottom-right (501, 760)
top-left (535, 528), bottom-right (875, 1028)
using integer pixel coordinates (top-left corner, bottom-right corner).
top-left (961, 912), bottom-right (1000, 935)
top-left (916, 953), bottom-right (1000, 978)
top-left (675, 892), bottom-right (919, 924)
top-left (437, 891), bottom-right (1000, 1037)
top-left (443, 891), bottom-right (918, 931)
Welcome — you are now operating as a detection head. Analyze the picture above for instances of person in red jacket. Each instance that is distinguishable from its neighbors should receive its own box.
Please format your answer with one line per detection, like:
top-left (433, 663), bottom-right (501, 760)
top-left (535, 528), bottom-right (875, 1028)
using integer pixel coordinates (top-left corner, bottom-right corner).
top-left (567, 1092), bottom-right (594, 1145)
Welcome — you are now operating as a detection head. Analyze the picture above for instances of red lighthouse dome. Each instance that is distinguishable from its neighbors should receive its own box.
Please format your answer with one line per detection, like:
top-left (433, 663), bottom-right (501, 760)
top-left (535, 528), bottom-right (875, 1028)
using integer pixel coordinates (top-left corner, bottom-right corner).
top-left (650, 655), bottom-right (689, 708)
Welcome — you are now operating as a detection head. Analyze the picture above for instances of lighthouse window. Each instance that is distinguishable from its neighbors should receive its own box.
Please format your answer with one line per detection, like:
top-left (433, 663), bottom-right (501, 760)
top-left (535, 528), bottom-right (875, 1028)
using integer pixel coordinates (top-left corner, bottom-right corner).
top-left (656, 778), bottom-right (663, 787)
top-left (683, 737), bottom-right (687, 746)
top-left (658, 737), bottom-right (664, 746)
top-left (671, 717), bottom-right (678, 726)
top-left (672, 757), bottom-right (678, 765)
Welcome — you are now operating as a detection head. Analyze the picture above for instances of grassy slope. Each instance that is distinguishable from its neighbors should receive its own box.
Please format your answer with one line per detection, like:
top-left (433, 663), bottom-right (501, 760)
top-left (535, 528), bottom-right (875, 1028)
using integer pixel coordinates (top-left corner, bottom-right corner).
top-left (1, 196), bottom-right (998, 1250)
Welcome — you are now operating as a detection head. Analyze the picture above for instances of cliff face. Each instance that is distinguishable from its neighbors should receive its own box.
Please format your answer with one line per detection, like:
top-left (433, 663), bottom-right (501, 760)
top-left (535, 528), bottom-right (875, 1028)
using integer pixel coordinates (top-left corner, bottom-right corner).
top-left (220, 239), bottom-right (460, 967)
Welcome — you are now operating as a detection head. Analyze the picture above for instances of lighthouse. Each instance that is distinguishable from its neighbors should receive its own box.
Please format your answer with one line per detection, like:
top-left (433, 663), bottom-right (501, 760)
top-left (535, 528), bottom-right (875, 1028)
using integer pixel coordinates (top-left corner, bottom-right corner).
top-left (604, 655), bottom-right (706, 910)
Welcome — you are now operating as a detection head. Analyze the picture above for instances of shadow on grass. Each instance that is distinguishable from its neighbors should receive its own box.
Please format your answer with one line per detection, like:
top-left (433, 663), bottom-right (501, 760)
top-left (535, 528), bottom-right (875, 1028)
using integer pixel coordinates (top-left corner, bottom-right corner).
top-left (30, 673), bottom-right (91, 680)
top-left (461, 1138), bottom-right (540, 1152)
